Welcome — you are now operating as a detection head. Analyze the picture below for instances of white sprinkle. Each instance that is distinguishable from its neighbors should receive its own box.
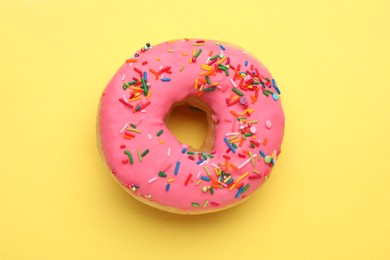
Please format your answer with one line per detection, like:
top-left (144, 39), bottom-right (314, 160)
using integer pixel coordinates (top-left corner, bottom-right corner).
top-left (225, 132), bottom-right (239, 136)
top-left (265, 120), bottom-right (272, 129)
top-left (148, 177), bottom-right (158, 184)
top-left (238, 154), bottom-right (258, 169)
top-left (273, 150), bottom-right (277, 162)
top-left (206, 57), bottom-right (210, 64)
top-left (230, 78), bottom-right (237, 87)
top-left (161, 74), bottom-right (165, 79)
top-left (211, 163), bottom-right (220, 170)
top-left (141, 110), bottom-right (146, 113)
top-left (196, 171), bottom-right (202, 179)
top-left (129, 62), bottom-right (133, 67)
top-left (122, 74), bottom-right (126, 81)
top-left (167, 148), bottom-right (171, 157)
top-left (148, 134), bottom-right (152, 140)
top-left (120, 123), bottom-right (128, 134)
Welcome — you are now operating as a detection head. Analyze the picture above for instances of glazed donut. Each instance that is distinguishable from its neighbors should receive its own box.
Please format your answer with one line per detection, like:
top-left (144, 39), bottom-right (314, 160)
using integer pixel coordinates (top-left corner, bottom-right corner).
top-left (98, 38), bottom-right (285, 214)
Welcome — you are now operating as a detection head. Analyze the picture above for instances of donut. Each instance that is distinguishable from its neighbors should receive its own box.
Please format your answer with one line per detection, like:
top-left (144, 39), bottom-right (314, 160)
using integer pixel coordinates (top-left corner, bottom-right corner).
top-left (97, 38), bottom-right (285, 214)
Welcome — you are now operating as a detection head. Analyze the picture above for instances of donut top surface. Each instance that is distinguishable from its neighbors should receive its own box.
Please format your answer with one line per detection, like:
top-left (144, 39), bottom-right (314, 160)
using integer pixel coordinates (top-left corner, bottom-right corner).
top-left (98, 38), bottom-right (285, 213)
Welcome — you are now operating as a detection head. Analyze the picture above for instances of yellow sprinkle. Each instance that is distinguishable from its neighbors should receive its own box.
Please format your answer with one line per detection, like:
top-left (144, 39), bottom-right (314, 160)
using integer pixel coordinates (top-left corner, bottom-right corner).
top-left (201, 64), bottom-right (213, 71)
top-left (203, 165), bottom-right (211, 176)
top-left (159, 139), bottom-right (165, 144)
top-left (167, 39), bottom-right (177, 44)
top-left (182, 52), bottom-right (188, 56)
top-left (230, 138), bottom-right (240, 143)
top-left (126, 128), bottom-right (141, 133)
top-left (229, 172), bottom-right (249, 190)
top-left (253, 169), bottom-right (260, 174)
top-left (223, 176), bottom-right (232, 183)
top-left (218, 56), bottom-right (227, 64)
top-left (196, 180), bottom-right (202, 186)
top-left (192, 48), bottom-right (196, 56)
top-left (167, 178), bottom-right (174, 183)
top-left (156, 57), bottom-right (160, 61)
top-left (168, 49), bottom-right (174, 53)
top-left (249, 152), bottom-right (255, 167)
top-left (146, 90), bottom-right (152, 99)
top-left (129, 96), bottom-right (142, 102)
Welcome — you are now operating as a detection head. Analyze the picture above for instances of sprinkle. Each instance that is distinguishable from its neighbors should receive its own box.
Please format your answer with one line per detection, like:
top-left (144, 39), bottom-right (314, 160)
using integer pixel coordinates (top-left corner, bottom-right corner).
top-left (211, 163), bottom-right (220, 169)
top-left (126, 58), bottom-right (137, 63)
top-left (232, 87), bottom-right (243, 96)
top-left (210, 201), bottom-right (219, 207)
top-left (264, 156), bottom-right (272, 163)
top-left (194, 49), bottom-right (203, 58)
top-left (161, 77), bottom-right (171, 82)
top-left (220, 44), bottom-right (226, 51)
top-left (148, 134), bottom-right (152, 140)
top-left (272, 79), bottom-right (281, 94)
top-left (156, 129), bottom-right (164, 137)
top-left (120, 123), bottom-right (128, 134)
top-left (181, 147), bottom-right (187, 154)
top-left (272, 93), bottom-right (279, 101)
top-left (180, 65), bottom-right (185, 71)
top-left (121, 74), bottom-right (126, 80)
top-left (184, 174), bottom-right (192, 186)
top-left (162, 162), bottom-right (172, 172)
top-left (165, 183), bottom-right (170, 191)
top-left (238, 155), bottom-right (258, 169)
top-left (143, 71), bottom-right (147, 81)
top-left (141, 149), bottom-right (149, 157)
top-left (167, 147), bottom-right (171, 157)
top-left (137, 149), bottom-right (142, 162)
top-left (142, 61), bottom-right (148, 65)
top-left (201, 176), bottom-right (210, 181)
top-left (174, 161), bottom-right (180, 175)
top-left (119, 98), bottom-right (134, 109)
top-left (148, 177), bottom-right (158, 183)
top-left (127, 127), bottom-right (141, 133)
top-left (245, 60), bottom-right (249, 66)
top-left (192, 202), bottom-right (200, 207)
top-left (229, 172), bottom-right (249, 190)
top-left (159, 139), bottom-right (165, 144)
top-left (230, 78), bottom-right (237, 87)
top-left (158, 171), bottom-right (167, 178)
top-left (235, 186), bottom-right (243, 198)
top-left (224, 137), bottom-right (236, 153)
top-left (196, 159), bottom-right (205, 165)
top-left (259, 150), bottom-right (266, 157)
top-left (203, 200), bottom-right (209, 208)
top-left (265, 120), bottom-right (272, 129)
top-left (124, 150), bottom-right (134, 164)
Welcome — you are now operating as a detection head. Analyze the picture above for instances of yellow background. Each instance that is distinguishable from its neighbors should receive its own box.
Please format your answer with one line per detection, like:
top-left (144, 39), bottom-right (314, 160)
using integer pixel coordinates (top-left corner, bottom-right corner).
top-left (1, 0), bottom-right (389, 259)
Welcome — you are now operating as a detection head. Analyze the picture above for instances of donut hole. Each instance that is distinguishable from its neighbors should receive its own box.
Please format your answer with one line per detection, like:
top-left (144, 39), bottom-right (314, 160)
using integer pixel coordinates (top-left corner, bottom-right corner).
top-left (164, 96), bottom-right (215, 152)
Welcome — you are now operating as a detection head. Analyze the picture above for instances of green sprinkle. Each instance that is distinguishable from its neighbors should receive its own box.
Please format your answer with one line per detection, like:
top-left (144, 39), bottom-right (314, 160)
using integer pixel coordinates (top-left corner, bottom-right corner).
top-left (218, 64), bottom-right (229, 76)
top-left (243, 133), bottom-right (253, 137)
top-left (187, 151), bottom-right (195, 155)
top-left (158, 171), bottom-right (167, 177)
top-left (130, 123), bottom-right (137, 128)
top-left (242, 184), bottom-right (250, 193)
top-left (207, 153), bottom-right (214, 159)
top-left (141, 149), bottom-right (149, 157)
top-left (194, 49), bottom-right (203, 58)
top-left (232, 87), bottom-right (243, 96)
top-left (210, 54), bottom-right (219, 60)
top-left (156, 129), bottom-right (164, 137)
top-left (250, 142), bottom-right (256, 148)
top-left (205, 76), bottom-right (211, 85)
top-left (252, 81), bottom-right (260, 85)
top-left (124, 150), bottom-right (134, 165)
top-left (263, 91), bottom-right (269, 97)
top-left (192, 202), bottom-right (200, 207)
top-left (123, 81), bottom-right (137, 90)
top-left (204, 87), bottom-right (216, 92)
top-left (210, 187), bottom-right (214, 195)
top-left (265, 77), bottom-right (271, 82)
top-left (232, 143), bottom-right (238, 149)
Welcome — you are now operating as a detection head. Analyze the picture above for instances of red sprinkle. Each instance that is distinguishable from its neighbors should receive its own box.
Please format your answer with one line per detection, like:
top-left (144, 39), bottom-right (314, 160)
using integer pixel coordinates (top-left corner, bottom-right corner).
top-left (120, 145), bottom-right (126, 149)
top-left (249, 175), bottom-right (262, 180)
top-left (184, 174), bottom-right (192, 186)
top-left (142, 61), bottom-right (148, 65)
top-left (119, 98), bottom-right (134, 109)
top-left (210, 202), bottom-right (220, 207)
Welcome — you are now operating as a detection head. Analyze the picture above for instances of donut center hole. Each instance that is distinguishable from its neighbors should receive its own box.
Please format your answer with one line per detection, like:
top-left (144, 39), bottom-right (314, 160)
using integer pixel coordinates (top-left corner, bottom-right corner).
top-left (164, 96), bottom-right (215, 152)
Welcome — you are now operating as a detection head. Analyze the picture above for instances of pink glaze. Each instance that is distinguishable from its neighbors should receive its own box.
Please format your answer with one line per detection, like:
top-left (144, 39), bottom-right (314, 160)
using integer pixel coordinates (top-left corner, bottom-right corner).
top-left (98, 39), bottom-right (285, 213)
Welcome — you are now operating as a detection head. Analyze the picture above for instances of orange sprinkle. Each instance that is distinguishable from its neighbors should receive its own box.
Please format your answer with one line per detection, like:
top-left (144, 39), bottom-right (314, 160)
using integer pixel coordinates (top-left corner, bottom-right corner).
top-left (159, 139), bottom-right (165, 144)
top-left (230, 110), bottom-right (239, 117)
top-left (129, 96), bottom-right (142, 102)
top-left (167, 39), bottom-right (177, 44)
top-left (194, 78), bottom-right (199, 89)
top-left (149, 69), bottom-right (159, 77)
top-left (182, 52), bottom-right (188, 56)
top-left (239, 137), bottom-right (245, 147)
top-left (167, 178), bottom-right (174, 183)
top-left (209, 50), bottom-right (213, 56)
top-left (230, 163), bottom-right (238, 171)
top-left (156, 57), bottom-right (160, 61)
top-left (126, 58), bottom-right (137, 63)
top-left (242, 150), bottom-right (250, 155)
top-left (198, 78), bottom-right (207, 84)
top-left (146, 90), bottom-right (152, 100)
top-left (263, 138), bottom-right (268, 146)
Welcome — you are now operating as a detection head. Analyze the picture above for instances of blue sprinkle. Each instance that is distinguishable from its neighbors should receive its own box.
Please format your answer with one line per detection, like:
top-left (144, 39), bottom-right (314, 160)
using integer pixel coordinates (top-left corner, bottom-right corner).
top-left (220, 44), bottom-right (226, 51)
top-left (136, 104), bottom-right (142, 111)
top-left (181, 147), bottom-right (187, 154)
top-left (201, 176), bottom-right (211, 181)
top-left (224, 137), bottom-right (236, 153)
top-left (271, 159), bottom-right (275, 166)
top-left (226, 178), bottom-right (234, 185)
top-left (174, 161), bottom-right (180, 175)
top-left (143, 71), bottom-right (147, 81)
top-left (272, 93), bottom-right (279, 101)
top-left (259, 150), bottom-right (266, 157)
top-left (161, 78), bottom-right (171, 82)
top-left (245, 60), bottom-right (248, 66)
top-left (235, 186), bottom-right (243, 199)
top-left (272, 79), bottom-right (281, 94)
top-left (166, 183), bottom-right (170, 191)
top-left (196, 159), bottom-right (204, 165)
